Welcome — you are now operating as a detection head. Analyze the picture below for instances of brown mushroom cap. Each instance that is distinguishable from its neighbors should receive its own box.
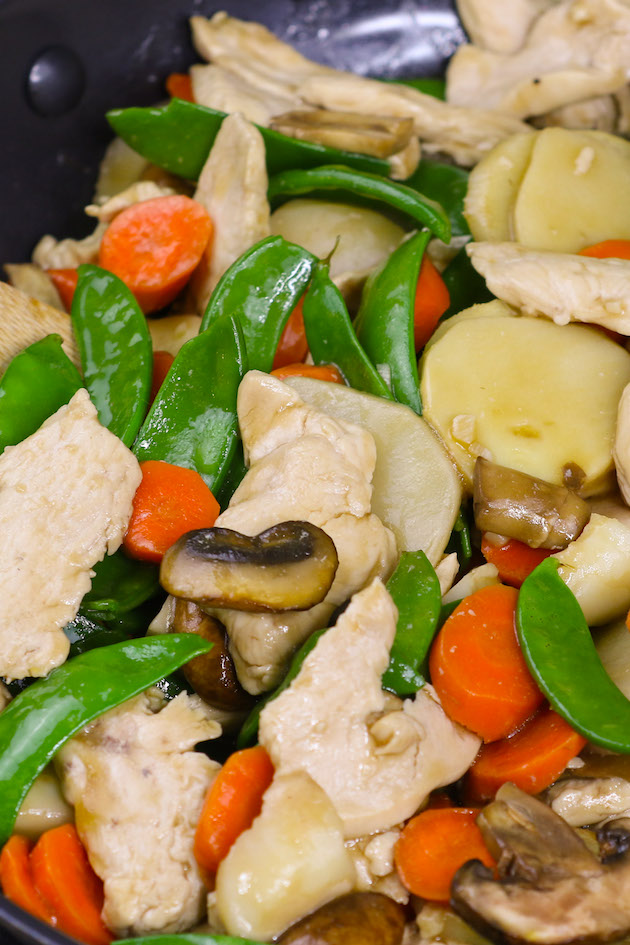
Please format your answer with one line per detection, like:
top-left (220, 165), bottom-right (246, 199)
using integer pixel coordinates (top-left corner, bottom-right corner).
top-left (277, 891), bottom-right (407, 945)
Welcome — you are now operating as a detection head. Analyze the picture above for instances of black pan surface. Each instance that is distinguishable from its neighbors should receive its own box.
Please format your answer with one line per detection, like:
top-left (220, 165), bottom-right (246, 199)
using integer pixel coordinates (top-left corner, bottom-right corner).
top-left (0, 1), bottom-right (462, 942)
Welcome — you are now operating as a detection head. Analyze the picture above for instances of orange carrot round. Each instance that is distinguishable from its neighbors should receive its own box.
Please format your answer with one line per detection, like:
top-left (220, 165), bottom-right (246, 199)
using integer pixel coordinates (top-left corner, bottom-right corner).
top-left (123, 459), bottom-right (220, 563)
top-left (0, 835), bottom-right (56, 926)
top-left (47, 268), bottom-right (78, 312)
top-left (30, 824), bottom-right (112, 945)
top-left (413, 255), bottom-right (450, 351)
top-left (272, 296), bottom-right (309, 369)
top-left (579, 239), bottom-right (630, 260)
top-left (165, 72), bottom-right (195, 102)
top-left (480, 536), bottom-right (553, 589)
top-left (271, 363), bottom-right (345, 383)
top-left (394, 807), bottom-right (495, 902)
top-left (465, 706), bottom-right (587, 802)
top-left (194, 746), bottom-right (274, 876)
top-left (98, 195), bottom-right (213, 314)
top-left (150, 349), bottom-right (175, 403)
top-left (429, 584), bottom-right (544, 742)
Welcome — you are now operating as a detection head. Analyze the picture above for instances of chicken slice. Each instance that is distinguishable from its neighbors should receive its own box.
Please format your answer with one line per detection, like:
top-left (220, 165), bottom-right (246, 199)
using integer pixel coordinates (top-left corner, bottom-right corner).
top-left (447, 0), bottom-right (630, 119)
top-left (0, 281), bottom-right (78, 372)
top-left (3, 263), bottom-right (64, 310)
top-left (456, 0), bottom-right (557, 54)
top-left (535, 94), bottom-right (618, 133)
top-left (189, 113), bottom-right (270, 315)
top-left (547, 777), bottom-right (630, 827)
top-left (207, 371), bottom-right (397, 694)
top-left (467, 240), bottom-right (630, 332)
top-left (84, 180), bottom-right (176, 223)
top-left (57, 690), bottom-right (220, 937)
top-left (32, 222), bottom-right (107, 270)
top-left (190, 62), bottom-right (301, 125)
top-left (190, 12), bottom-right (530, 167)
top-left (259, 579), bottom-right (480, 838)
top-left (0, 389), bottom-right (141, 680)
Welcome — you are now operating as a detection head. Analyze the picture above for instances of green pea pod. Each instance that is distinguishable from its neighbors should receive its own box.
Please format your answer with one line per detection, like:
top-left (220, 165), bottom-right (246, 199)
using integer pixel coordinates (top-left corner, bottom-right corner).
top-left (200, 237), bottom-right (316, 373)
top-left (388, 77), bottom-right (447, 99)
top-left (215, 441), bottom-right (248, 510)
top-left (441, 245), bottom-right (494, 320)
top-left (134, 314), bottom-right (247, 492)
top-left (237, 627), bottom-right (329, 749)
top-left (517, 558), bottom-right (630, 753)
top-left (0, 334), bottom-right (82, 453)
top-left (302, 261), bottom-right (393, 399)
top-left (83, 551), bottom-right (159, 615)
top-left (114, 935), bottom-right (266, 945)
top-left (0, 634), bottom-right (212, 845)
top-left (445, 504), bottom-right (473, 564)
top-left (71, 265), bottom-right (152, 447)
top-left (355, 229), bottom-right (431, 414)
top-left (107, 99), bottom-right (389, 182)
top-left (64, 613), bottom-right (129, 654)
top-left (404, 159), bottom-right (469, 238)
top-left (268, 166), bottom-right (450, 243)
top-left (382, 551), bottom-right (442, 695)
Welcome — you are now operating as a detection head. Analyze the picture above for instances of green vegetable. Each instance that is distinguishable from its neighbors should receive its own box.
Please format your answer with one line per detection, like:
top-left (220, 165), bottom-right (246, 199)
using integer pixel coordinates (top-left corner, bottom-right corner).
top-left (63, 613), bottom-right (129, 655)
top-left (200, 236), bottom-right (315, 372)
top-left (114, 935), bottom-right (266, 945)
top-left (382, 551), bottom-right (442, 695)
top-left (268, 165), bottom-right (450, 243)
top-left (355, 229), bottom-right (431, 414)
top-left (389, 77), bottom-right (447, 99)
top-left (133, 314), bottom-right (247, 492)
top-left (446, 504), bottom-right (473, 564)
top-left (83, 551), bottom-right (159, 615)
top-left (405, 158), bottom-right (469, 238)
top-left (0, 334), bottom-right (81, 453)
top-left (0, 634), bottom-right (212, 845)
top-left (441, 245), bottom-right (494, 320)
top-left (107, 99), bottom-right (389, 182)
top-left (517, 558), bottom-right (630, 752)
top-left (237, 627), bottom-right (329, 749)
top-left (71, 265), bottom-right (152, 447)
top-left (215, 441), bottom-right (248, 510)
top-left (302, 261), bottom-right (393, 399)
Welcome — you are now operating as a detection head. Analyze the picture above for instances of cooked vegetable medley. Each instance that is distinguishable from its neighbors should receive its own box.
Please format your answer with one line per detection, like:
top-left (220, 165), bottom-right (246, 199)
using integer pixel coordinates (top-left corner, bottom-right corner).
top-left (5, 3), bottom-right (630, 944)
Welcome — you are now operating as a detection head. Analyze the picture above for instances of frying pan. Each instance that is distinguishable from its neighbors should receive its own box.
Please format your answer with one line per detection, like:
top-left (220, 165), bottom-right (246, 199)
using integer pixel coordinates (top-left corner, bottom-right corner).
top-left (0, 1), bottom-right (463, 942)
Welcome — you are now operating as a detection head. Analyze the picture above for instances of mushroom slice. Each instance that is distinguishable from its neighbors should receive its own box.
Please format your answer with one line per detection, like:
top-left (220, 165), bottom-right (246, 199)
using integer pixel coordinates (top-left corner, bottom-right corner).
top-left (161, 521), bottom-right (339, 612)
top-left (451, 783), bottom-right (630, 945)
top-left (269, 108), bottom-right (414, 159)
top-left (473, 456), bottom-right (591, 549)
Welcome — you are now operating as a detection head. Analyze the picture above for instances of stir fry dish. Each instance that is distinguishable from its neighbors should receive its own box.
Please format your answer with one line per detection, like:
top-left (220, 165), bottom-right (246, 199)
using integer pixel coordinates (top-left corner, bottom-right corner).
top-left (4, 2), bottom-right (630, 944)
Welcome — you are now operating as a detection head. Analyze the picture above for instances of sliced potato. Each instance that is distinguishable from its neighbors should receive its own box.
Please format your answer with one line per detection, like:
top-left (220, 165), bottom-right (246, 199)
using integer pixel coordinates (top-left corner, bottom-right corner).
top-left (513, 128), bottom-right (630, 252)
top-left (420, 316), bottom-right (630, 495)
top-left (464, 132), bottom-right (536, 242)
top-left (16, 768), bottom-right (73, 840)
top-left (423, 299), bottom-right (516, 353)
top-left (442, 562), bottom-right (499, 605)
top-left (285, 377), bottom-right (462, 564)
top-left (147, 313), bottom-right (202, 357)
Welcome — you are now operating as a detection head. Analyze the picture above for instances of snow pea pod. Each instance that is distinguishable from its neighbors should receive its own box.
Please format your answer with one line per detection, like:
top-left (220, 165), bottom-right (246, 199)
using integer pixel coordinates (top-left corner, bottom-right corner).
top-left (404, 158), bottom-right (469, 238)
top-left (107, 99), bottom-right (389, 181)
top-left (441, 245), bottom-right (494, 320)
top-left (83, 551), bottom-right (159, 615)
top-left (268, 166), bottom-right (450, 243)
top-left (517, 558), bottom-right (630, 753)
top-left (71, 265), bottom-right (152, 447)
top-left (134, 314), bottom-right (246, 493)
top-left (302, 261), bottom-right (393, 399)
top-left (0, 634), bottom-right (212, 845)
top-left (200, 236), bottom-right (316, 373)
top-left (383, 551), bottom-right (442, 696)
top-left (355, 229), bottom-right (431, 415)
top-left (0, 333), bottom-right (81, 453)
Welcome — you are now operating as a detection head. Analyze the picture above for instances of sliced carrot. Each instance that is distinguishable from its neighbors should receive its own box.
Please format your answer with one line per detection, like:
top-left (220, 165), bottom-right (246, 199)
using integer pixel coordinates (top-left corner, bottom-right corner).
top-left (579, 239), bottom-right (630, 260)
top-left (194, 746), bottom-right (274, 876)
top-left (98, 194), bottom-right (213, 314)
top-left (466, 706), bottom-right (587, 802)
top-left (272, 296), bottom-right (309, 369)
top-left (123, 460), bottom-right (220, 563)
top-left (0, 835), bottom-right (57, 926)
top-left (271, 363), bottom-right (345, 383)
top-left (150, 349), bottom-right (175, 403)
top-left (429, 584), bottom-right (544, 742)
top-left (480, 536), bottom-right (553, 589)
top-left (413, 255), bottom-right (450, 351)
top-left (30, 825), bottom-right (112, 945)
top-left (47, 268), bottom-right (78, 312)
top-left (166, 72), bottom-right (195, 102)
top-left (394, 807), bottom-right (495, 902)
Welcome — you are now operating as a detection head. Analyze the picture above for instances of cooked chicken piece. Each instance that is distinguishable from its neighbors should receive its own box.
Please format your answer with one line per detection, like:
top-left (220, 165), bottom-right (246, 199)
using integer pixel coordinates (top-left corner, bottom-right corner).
top-left (547, 777), bottom-right (630, 827)
top-left (32, 222), bottom-right (107, 270)
top-left (190, 63), bottom-right (301, 125)
top-left (535, 94), bottom-right (618, 132)
top-left (0, 281), bottom-right (78, 372)
top-left (259, 579), bottom-right (480, 838)
top-left (467, 241), bottom-right (630, 333)
top-left (269, 108), bottom-right (415, 160)
top-left (85, 180), bottom-right (176, 223)
top-left (0, 389), bottom-right (141, 680)
top-left (3, 263), bottom-right (63, 310)
top-left (447, 0), bottom-right (630, 119)
top-left (57, 689), bottom-right (220, 937)
top-left (207, 371), bottom-right (397, 694)
top-left (457, 0), bottom-right (557, 53)
top-left (190, 13), bottom-right (530, 167)
top-left (615, 85), bottom-right (630, 134)
top-left (189, 113), bottom-right (270, 315)
top-left (346, 830), bottom-right (408, 903)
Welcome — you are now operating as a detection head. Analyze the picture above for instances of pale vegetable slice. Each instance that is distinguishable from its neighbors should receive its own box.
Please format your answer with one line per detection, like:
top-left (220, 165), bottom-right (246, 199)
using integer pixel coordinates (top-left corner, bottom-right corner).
top-left (442, 562), bottom-right (500, 605)
top-left (423, 299), bottom-right (516, 353)
top-left (596, 618), bottom-right (630, 700)
top-left (93, 136), bottom-right (150, 201)
top-left (613, 382), bottom-right (630, 506)
top-left (285, 376), bottom-right (462, 564)
top-left (552, 513), bottom-right (630, 627)
top-left (147, 314), bottom-right (202, 358)
top-left (215, 770), bottom-right (354, 941)
top-left (15, 768), bottom-right (73, 840)
top-left (464, 132), bottom-right (536, 241)
top-left (513, 128), bottom-right (630, 252)
top-left (420, 316), bottom-right (630, 495)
